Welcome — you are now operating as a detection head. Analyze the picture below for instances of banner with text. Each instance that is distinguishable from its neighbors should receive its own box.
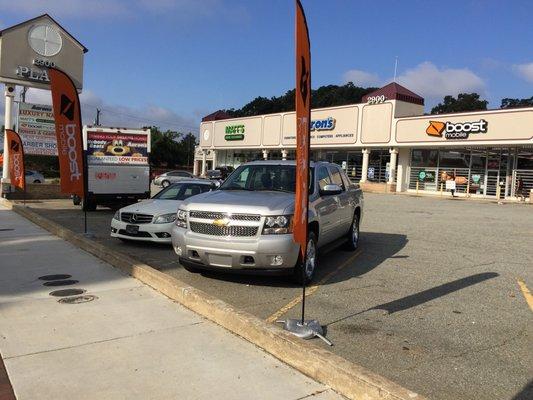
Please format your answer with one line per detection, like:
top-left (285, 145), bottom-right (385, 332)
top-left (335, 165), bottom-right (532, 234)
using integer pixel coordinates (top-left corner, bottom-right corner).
top-left (86, 131), bottom-right (149, 165)
top-left (17, 102), bottom-right (57, 155)
top-left (6, 129), bottom-right (25, 190)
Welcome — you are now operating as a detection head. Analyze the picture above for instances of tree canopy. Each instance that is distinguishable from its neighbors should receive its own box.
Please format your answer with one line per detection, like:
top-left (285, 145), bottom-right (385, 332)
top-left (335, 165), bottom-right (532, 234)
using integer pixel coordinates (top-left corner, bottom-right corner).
top-left (223, 82), bottom-right (378, 117)
top-left (500, 96), bottom-right (533, 109)
top-left (430, 93), bottom-right (488, 114)
top-left (148, 127), bottom-right (197, 168)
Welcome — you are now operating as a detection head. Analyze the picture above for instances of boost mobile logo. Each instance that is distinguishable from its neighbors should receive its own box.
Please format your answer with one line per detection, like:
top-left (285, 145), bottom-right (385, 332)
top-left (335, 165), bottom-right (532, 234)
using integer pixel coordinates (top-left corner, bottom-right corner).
top-left (426, 119), bottom-right (488, 139)
top-left (10, 139), bottom-right (20, 152)
top-left (60, 94), bottom-right (75, 121)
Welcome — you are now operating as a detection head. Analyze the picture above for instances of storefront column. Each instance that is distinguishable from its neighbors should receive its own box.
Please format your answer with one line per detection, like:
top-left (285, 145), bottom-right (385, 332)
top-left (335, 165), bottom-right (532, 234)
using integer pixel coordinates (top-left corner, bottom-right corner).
top-left (201, 151), bottom-right (207, 177)
top-left (211, 150), bottom-right (217, 170)
top-left (193, 159), bottom-right (199, 176)
top-left (360, 149), bottom-right (370, 183)
top-left (395, 147), bottom-right (410, 192)
top-left (388, 148), bottom-right (398, 184)
top-left (281, 149), bottom-right (288, 160)
top-left (262, 149), bottom-right (269, 160)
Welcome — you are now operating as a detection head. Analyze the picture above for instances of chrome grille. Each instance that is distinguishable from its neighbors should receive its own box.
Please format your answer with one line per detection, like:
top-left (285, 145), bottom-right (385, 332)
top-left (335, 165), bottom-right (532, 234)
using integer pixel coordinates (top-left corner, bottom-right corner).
top-left (189, 211), bottom-right (260, 221)
top-left (120, 212), bottom-right (153, 224)
top-left (189, 222), bottom-right (258, 237)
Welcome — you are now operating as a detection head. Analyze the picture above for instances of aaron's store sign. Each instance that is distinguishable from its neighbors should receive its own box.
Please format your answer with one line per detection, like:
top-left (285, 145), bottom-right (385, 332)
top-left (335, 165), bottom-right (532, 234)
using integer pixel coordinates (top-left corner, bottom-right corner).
top-left (197, 82), bottom-right (533, 200)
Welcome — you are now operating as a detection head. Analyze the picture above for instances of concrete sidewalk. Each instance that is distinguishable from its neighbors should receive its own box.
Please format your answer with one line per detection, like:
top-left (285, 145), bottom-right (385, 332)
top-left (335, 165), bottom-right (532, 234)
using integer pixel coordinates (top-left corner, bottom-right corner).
top-left (0, 206), bottom-right (343, 400)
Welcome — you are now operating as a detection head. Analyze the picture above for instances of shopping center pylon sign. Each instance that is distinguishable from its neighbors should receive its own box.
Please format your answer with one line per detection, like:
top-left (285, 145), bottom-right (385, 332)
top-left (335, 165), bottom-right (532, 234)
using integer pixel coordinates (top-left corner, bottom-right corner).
top-left (293, 0), bottom-right (312, 260)
top-left (49, 68), bottom-right (85, 198)
top-left (6, 129), bottom-right (25, 191)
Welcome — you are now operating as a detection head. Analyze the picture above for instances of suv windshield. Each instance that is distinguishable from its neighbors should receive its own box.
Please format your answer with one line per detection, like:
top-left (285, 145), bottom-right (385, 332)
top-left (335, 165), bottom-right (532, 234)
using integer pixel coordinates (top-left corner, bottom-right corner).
top-left (153, 182), bottom-right (211, 200)
top-left (219, 164), bottom-right (313, 193)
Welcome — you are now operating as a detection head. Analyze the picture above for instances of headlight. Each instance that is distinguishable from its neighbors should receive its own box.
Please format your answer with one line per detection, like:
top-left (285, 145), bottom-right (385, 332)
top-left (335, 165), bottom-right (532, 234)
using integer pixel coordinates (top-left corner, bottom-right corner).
top-left (154, 213), bottom-right (177, 224)
top-left (175, 209), bottom-right (187, 228)
top-left (262, 215), bottom-right (292, 235)
top-left (113, 211), bottom-right (120, 221)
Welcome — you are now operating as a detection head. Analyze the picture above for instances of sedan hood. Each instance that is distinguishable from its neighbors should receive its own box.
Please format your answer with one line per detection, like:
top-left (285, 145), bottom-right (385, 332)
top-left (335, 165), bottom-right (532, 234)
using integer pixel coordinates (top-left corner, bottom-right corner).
top-left (181, 190), bottom-right (295, 215)
top-left (120, 199), bottom-right (181, 216)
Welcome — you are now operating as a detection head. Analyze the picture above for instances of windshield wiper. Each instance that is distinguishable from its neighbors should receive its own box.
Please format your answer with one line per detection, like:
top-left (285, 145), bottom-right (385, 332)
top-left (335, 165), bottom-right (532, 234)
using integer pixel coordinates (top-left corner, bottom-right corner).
top-left (256, 188), bottom-right (293, 193)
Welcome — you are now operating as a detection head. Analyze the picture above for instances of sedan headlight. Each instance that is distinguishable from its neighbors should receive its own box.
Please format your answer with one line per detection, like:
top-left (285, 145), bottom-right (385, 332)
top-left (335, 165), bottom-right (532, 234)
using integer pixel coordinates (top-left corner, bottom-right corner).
top-left (113, 211), bottom-right (120, 221)
top-left (154, 213), bottom-right (177, 224)
top-left (175, 209), bottom-right (187, 228)
top-left (262, 215), bottom-right (292, 235)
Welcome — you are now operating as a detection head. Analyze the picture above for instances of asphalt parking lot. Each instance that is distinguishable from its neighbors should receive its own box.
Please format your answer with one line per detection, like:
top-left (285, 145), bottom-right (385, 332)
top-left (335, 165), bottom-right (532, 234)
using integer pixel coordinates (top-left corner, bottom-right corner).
top-left (23, 192), bottom-right (532, 400)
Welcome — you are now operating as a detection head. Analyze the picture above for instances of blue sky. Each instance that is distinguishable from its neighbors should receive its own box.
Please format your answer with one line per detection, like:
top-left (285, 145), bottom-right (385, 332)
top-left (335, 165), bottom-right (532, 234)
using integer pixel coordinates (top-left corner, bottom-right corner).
top-left (1, 0), bottom-right (532, 133)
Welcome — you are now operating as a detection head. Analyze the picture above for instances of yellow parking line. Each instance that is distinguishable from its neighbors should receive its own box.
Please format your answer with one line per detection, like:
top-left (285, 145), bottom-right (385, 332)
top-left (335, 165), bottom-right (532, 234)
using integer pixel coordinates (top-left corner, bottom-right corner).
top-left (517, 279), bottom-right (533, 312)
top-left (265, 249), bottom-right (362, 323)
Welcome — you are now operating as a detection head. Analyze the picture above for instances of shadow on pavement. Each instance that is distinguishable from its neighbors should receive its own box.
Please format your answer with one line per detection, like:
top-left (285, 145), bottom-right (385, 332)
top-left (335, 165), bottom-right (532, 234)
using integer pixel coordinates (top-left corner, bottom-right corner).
top-left (326, 272), bottom-right (500, 327)
top-left (512, 379), bottom-right (533, 400)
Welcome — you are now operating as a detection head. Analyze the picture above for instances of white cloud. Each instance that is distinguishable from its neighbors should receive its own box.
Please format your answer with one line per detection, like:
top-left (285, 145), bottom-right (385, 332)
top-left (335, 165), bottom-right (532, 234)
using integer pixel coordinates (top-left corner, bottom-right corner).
top-left (343, 69), bottom-right (381, 87)
top-left (0, 86), bottom-right (198, 134)
top-left (396, 62), bottom-right (485, 98)
top-left (513, 62), bottom-right (533, 83)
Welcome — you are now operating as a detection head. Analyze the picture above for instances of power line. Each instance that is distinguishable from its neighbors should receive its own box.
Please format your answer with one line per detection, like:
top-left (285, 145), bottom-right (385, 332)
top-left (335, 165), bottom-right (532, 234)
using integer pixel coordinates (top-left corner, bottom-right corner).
top-left (82, 102), bottom-right (199, 132)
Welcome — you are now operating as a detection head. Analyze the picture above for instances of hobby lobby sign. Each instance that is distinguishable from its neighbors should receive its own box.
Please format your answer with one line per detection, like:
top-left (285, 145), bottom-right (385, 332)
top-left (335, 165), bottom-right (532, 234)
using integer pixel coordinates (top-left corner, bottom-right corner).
top-left (426, 119), bottom-right (488, 139)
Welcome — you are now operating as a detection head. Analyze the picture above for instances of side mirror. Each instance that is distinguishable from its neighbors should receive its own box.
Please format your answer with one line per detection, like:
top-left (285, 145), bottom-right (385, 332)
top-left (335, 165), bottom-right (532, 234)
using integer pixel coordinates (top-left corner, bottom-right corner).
top-left (320, 184), bottom-right (342, 196)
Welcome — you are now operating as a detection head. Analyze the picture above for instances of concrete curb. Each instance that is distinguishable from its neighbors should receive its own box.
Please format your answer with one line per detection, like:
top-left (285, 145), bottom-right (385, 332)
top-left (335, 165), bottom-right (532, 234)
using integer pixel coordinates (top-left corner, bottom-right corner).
top-left (9, 202), bottom-right (425, 400)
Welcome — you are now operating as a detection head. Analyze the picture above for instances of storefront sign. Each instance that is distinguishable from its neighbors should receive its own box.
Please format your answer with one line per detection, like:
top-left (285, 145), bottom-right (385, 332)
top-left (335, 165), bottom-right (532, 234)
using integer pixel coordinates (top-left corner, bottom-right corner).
top-left (445, 180), bottom-right (456, 190)
top-left (418, 170), bottom-right (435, 182)
top-left (224, 124), bottom-right (245, 141)
top-left (17, 102), bottom-right (57, 155)
top-left (426, 119), bottom-right (488, 140)
top-left (0, 15), bottom-right (86, 90)
top-left (310, 117), bottom-right (335, 131)
top-left (86, 131), bottom-right (149, 165)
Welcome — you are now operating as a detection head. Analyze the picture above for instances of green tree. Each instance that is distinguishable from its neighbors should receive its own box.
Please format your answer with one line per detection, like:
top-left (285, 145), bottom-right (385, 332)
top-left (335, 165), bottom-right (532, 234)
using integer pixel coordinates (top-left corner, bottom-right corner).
top-left (224, 82), bottom-right (377, 118)
top-left (148, 126), bottom-right (182, 167)
top-left (500, 97), bottom-right (533, 109)
top-left (177, 132), bottom-right (198, 167)
top-left (431, 93), bottom-right (488, 114)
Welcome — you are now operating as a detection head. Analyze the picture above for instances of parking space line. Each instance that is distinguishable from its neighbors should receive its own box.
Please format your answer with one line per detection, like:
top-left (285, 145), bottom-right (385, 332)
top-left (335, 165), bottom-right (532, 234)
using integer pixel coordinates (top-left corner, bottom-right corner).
top-left (517, 279), bottom-right (533, 312)
top-left (265, 249), bottom-right (362, 323)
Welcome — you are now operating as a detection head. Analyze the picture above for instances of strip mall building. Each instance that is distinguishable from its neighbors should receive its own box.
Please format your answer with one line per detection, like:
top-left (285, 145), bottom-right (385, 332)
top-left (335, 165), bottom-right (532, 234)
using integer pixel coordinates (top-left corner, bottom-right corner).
top-left (195, 83), bottom-right (533, 200)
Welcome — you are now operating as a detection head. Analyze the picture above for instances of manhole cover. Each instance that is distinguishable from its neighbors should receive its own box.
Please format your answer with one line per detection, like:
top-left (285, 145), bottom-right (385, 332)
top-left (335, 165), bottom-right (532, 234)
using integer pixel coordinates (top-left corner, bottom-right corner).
top-left (58, 295), bottom-right (97, 304)
top-left (43, 280), bottom-right (79, 287)
top-left (49, 288), bottom-right (86, 297)
top-left (39, 274), bottom-right (72, 281)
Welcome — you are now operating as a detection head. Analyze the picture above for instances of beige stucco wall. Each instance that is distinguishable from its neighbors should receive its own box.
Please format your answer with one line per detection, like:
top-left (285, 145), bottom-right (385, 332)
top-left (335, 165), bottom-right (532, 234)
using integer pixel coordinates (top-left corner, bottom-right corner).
top-left (360, 102), bottom-right (393, 144)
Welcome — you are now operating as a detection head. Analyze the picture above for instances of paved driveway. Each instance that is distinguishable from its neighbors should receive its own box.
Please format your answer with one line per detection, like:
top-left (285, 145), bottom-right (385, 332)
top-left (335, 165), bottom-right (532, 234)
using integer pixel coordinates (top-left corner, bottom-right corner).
top-left (25, 193), bottom-right (533, 400)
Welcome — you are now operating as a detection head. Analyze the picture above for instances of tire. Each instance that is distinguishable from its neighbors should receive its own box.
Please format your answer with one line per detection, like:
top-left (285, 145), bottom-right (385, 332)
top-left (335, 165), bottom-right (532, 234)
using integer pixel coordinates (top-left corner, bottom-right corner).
top-left (345, 212), bottom-right (360, 251)
top-left (161, 180), bottom-right (170, 188)
top-left (34, 180), bottom-right (41, 184)
top-left (81, 197), bottom-right (97, 212)
top-left (293, 231), bottom-right (318, 284)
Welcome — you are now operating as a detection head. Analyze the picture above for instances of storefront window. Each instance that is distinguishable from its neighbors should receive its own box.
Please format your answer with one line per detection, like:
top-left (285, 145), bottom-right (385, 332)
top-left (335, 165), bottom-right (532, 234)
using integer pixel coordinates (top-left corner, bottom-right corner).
top-left (439, 150), bottom-right (470, 168)
top-left (411, 149), bottom-right (438, 167)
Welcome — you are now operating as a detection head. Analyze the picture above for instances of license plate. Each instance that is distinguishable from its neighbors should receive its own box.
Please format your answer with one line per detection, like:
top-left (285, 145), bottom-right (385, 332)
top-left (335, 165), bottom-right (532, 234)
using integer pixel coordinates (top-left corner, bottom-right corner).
top-left (126, 224), bottom-right (139, 234)
top-left (208, 254), bottom-right (232, 268)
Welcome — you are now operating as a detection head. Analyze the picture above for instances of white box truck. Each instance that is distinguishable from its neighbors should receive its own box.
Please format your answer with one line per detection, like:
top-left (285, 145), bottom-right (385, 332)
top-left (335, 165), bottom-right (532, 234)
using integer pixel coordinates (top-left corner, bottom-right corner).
top-left (74, 126), bottom-right (151, 211)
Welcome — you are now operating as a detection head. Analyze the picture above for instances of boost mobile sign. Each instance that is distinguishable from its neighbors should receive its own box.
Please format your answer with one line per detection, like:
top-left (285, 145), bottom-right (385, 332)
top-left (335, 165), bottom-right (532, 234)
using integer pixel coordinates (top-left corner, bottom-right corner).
top-left (426, 119), bottom-right (488, 139)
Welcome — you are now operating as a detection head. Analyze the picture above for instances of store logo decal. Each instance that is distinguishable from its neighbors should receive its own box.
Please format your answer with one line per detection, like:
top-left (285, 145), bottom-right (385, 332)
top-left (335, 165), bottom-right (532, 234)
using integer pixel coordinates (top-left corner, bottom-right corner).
top-left (426, 119), bottom-right (487, 139)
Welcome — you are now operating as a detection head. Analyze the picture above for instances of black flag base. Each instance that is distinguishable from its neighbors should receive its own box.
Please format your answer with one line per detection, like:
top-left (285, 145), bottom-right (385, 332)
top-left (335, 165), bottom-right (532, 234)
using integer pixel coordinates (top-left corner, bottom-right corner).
top-left (277, 318), bottom-right (333, 346)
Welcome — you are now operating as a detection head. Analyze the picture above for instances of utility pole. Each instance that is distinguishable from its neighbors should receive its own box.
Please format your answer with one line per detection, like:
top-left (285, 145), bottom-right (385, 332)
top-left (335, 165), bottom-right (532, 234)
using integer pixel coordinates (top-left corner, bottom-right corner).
top-left (94, 108), bottom-right (101, 126)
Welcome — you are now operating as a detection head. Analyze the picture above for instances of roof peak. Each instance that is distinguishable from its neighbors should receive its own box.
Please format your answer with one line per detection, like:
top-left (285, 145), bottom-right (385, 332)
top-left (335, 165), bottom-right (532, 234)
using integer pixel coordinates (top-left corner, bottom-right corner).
top-left (362, 82), bottom-right (424, 105)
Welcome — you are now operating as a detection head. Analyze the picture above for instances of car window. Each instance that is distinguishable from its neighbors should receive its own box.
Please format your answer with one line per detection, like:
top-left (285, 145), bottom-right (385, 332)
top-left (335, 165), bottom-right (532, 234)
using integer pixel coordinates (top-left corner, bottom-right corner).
top-left (317, 166), bottom-right (332, 191)
top-left (154, 183), bottom-right (211, 200)
top-left (328, 166), bottom-right (345, 190)
top-left (177, 172), bottom-right (191, 177)
top-left (167, 171), bottom-right (180, 176)
top-left (340, 169), bottom-right (353, 189)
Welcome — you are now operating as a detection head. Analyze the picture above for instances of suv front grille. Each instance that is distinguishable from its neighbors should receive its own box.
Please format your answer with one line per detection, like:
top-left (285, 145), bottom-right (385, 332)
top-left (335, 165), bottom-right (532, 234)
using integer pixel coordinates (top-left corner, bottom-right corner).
top-left (121, 212), bottom-right (153, 224)
top-left (189, 211), bottom-right (260, 221)
top-left (189, 222), bottom-right (258, 237)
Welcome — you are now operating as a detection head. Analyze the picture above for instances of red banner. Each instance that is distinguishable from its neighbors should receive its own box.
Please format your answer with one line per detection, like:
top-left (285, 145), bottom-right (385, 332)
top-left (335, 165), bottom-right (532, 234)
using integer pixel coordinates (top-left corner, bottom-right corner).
top-left (49, 68), bottom-right (85, 197)
top-left (293, 0), bottom-right (312, 258)
top-left (6, 129), bottom-right (25, 191)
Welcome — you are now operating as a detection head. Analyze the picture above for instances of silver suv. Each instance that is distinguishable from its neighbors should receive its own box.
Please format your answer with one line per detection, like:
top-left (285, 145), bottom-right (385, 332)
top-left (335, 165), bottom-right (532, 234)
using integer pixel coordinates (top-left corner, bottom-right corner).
top-left (171, 160), bottom-right (363, 282)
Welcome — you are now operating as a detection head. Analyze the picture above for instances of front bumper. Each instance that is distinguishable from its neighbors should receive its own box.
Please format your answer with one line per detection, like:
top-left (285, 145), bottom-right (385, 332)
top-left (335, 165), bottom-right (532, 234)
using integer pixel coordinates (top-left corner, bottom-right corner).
top-left (171, 225), bottom-right (300, 272)
top-left (110, 219), bottom-right (173, 243)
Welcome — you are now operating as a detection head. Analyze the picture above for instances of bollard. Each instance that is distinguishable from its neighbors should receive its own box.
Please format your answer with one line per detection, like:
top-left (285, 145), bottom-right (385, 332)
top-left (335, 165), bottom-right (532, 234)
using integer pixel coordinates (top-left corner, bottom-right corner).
top-left (496, 184), bottom-right (501, 200)
top-left (440, 182), bottom-right (443, 196)
top-left (416, 180), bottom-right (419, 195)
